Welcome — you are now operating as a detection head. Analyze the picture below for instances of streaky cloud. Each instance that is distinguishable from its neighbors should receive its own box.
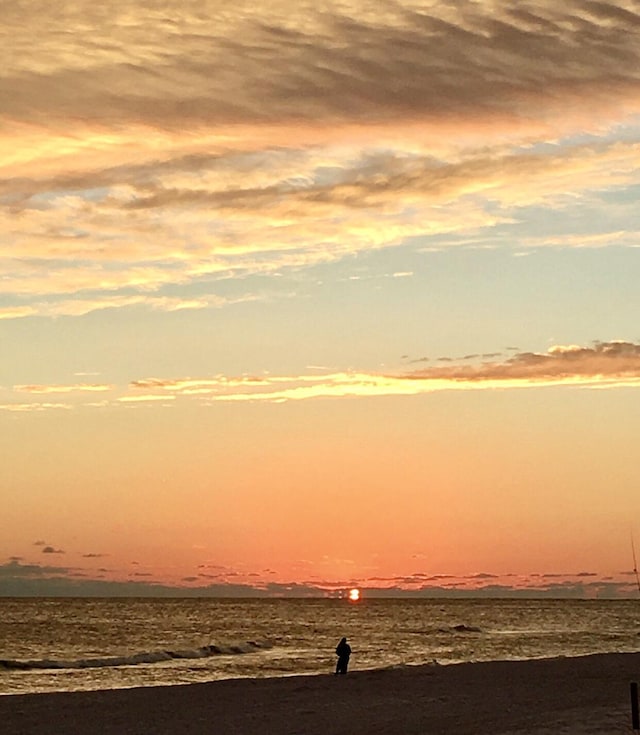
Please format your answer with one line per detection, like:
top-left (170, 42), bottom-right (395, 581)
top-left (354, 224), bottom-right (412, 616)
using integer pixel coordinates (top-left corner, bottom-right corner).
top-left (403, 340), bottom-right (640, 382)
top-left (128, 340), bottom-right (640, 402)
top-left (5, 340), bottom-right (640, 414)
top-left (2, 2), bottom-right (640, 316)
top-left (14, 383), bottom-right (113, 394)
top-left (4, 1), bottom-right (640, 128)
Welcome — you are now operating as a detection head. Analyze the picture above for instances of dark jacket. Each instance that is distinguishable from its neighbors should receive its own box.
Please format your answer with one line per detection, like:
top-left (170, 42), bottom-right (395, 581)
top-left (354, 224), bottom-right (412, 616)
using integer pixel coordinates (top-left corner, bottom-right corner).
top-left (336, 638), bottom-right (351, 658)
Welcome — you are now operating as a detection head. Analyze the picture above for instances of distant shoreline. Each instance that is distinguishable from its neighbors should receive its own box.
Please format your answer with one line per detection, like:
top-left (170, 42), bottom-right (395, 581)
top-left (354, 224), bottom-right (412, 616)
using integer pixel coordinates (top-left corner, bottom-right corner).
top-left (2, 652), bottom-right (639, 734)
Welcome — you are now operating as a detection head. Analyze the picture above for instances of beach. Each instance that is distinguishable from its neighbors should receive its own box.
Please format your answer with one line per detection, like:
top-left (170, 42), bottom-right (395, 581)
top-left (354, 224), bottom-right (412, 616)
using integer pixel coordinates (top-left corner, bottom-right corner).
top-left (2, 652), bottom-right (639, 734)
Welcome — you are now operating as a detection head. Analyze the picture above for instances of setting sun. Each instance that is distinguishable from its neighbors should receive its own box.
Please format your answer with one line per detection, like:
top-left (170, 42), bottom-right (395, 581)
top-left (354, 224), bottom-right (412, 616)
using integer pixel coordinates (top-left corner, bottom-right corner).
top-left (348, 588), bottom-right (360, 602)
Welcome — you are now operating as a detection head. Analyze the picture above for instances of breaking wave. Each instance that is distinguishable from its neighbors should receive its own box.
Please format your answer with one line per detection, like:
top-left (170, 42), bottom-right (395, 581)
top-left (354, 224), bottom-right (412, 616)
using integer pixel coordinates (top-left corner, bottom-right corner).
top-left (0, 640), bottom-right (272, 671)
top-left (406, 625), bottom-right (483, 635)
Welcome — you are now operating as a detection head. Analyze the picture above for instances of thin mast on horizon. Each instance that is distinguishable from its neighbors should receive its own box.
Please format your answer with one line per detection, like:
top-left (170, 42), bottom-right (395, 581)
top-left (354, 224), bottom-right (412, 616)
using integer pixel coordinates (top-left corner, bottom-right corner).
top-left (632, 531), bottom-right (640, 595)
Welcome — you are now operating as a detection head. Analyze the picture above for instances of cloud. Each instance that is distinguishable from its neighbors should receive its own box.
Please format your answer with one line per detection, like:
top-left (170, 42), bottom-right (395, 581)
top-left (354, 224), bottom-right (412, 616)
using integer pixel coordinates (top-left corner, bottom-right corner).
top-left (4, 2), bottom-right (640, 130)
top-left (117, 395), bottom-right (176, 404)
top-left (403, 340), bottom-right (640, 383)
top-left (121, 340), bottom-right (640, 403)
top-left (3, 139), bottom-right (640, 305)
top-left (0, 560), bottom-right (71, 578)
top-left (2, 2), bottom-right (640, 316)
top-left (14, 384), bottom-right (113, 394)
top-left (42, 546), bottom-right (65, 554)
top-left (0, 560), bottom-right (635, 598)
top-left (0, 402), bottom-right (72, 412)
top-left (0, 306), bottom-right (38, 320)
top-left (4, 339), bottom-right (639, 413)
top-left (358, 574), bottom-right (637, 599)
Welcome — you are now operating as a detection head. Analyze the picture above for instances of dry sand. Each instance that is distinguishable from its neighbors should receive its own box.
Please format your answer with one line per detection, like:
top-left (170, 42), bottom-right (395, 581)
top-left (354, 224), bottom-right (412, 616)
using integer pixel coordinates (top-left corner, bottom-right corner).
top-left (2, 652), bottom-right (640, 734)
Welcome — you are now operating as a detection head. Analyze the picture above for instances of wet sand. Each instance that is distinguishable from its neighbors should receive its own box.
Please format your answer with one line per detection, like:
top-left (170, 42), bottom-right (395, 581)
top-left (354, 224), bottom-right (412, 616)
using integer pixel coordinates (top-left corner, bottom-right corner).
top-left (1, 652), bottom-right (639, 734)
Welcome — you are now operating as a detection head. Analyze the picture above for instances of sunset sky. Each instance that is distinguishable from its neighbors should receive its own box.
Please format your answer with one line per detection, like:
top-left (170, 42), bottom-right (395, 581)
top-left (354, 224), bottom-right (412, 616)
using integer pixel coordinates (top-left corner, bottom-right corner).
top-left (2, 0), bottom-right (640, 597)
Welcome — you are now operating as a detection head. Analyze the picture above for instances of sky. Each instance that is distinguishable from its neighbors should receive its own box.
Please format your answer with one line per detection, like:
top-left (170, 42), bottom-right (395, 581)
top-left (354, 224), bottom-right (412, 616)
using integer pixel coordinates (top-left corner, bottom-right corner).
top-left (2, 0), bottom-right (640, 598)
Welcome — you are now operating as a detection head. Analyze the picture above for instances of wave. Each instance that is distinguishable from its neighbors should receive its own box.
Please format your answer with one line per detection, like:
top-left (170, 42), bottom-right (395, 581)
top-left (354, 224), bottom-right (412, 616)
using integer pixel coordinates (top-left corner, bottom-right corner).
top-left (0, 639), bottom-right (272, 671)
top-left (406, 625), bottom-right (483, 635)
top-left (450, 625), bottom-right (482, 633)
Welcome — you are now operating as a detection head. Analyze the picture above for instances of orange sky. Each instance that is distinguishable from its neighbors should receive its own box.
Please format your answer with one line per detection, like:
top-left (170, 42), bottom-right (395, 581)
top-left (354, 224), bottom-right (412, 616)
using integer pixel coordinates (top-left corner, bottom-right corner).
top-left (2, 0), bottom-right (640, 597)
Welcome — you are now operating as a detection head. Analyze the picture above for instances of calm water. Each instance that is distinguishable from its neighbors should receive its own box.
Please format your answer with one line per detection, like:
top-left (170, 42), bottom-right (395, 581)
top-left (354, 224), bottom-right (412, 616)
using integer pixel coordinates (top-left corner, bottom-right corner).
top-left (1, 598), bottom-right (640, 695)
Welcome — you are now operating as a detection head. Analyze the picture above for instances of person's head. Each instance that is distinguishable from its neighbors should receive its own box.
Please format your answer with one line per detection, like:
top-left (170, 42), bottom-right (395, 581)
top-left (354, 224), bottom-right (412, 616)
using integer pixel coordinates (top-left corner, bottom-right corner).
top-left (341, 637), bottom-right (347, 643)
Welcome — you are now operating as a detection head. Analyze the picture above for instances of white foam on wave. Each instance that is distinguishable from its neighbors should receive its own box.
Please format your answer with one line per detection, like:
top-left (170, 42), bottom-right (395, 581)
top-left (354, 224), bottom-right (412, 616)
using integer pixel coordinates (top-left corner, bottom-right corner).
top-left (0, 640), bottom-right (272, 671)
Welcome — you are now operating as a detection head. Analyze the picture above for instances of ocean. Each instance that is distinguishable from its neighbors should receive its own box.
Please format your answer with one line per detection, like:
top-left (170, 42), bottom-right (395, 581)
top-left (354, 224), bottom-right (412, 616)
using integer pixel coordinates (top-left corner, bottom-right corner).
top-left (1, 598), bottom-right (639, 695)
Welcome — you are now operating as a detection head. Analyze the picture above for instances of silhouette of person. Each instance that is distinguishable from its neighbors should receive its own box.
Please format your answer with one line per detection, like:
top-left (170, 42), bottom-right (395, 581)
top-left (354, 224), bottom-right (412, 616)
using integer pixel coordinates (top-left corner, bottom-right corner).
top-left (335, 636), bottom-right (351, 675)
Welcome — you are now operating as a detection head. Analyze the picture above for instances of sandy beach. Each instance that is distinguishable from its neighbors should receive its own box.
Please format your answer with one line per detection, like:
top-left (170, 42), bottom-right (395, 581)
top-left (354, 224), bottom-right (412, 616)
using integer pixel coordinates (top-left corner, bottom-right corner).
top-left (2, 652), bottom-right (639, 734)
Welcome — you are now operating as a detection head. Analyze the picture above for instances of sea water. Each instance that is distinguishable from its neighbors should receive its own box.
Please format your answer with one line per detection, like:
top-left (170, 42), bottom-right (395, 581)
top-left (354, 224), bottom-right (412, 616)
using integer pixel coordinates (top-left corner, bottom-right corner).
top-left (1, 597), bottom-right (640, 695)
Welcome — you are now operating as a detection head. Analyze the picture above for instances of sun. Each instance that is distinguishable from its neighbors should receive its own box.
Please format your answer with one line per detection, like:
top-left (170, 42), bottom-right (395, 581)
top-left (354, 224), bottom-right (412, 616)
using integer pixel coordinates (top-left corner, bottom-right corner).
top-left (348, 588), bottom-right (360, 602)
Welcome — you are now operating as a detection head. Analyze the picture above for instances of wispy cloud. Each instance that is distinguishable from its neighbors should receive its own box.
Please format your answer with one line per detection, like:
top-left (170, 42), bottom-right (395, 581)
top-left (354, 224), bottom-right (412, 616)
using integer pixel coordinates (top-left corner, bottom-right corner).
top-left (2, 2), bottom-right (640, 316)
top-left (5, 1), bottom-right (640, 130)
top-left (117, 395), bottom-right (176, 404)
top-left (402, 340), bottom-right (640, 383)
top-left (3, 340), bottom-right (639, 411)
top-left (125, 341), bottom-right (640, 403)
top-left (0, 402), bottom-right (72, 412)
top-left (14, 384), bottom-right (113, 394)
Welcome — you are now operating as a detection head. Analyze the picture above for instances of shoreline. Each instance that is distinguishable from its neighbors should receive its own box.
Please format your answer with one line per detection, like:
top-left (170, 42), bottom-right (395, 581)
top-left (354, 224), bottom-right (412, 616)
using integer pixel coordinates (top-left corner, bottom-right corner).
top-left (2, 652), bottom-right (640, 734)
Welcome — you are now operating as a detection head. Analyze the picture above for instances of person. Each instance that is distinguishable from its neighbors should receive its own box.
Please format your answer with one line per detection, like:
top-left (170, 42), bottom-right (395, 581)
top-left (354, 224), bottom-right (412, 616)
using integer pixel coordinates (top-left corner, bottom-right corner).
top-left (335, 636), bottom-right (351, 675)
